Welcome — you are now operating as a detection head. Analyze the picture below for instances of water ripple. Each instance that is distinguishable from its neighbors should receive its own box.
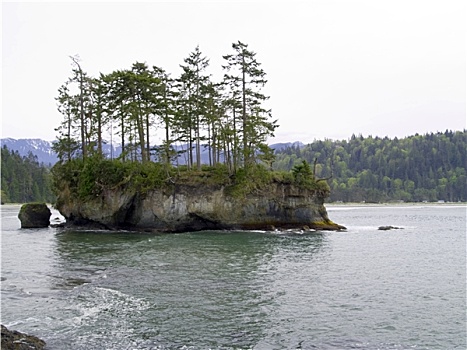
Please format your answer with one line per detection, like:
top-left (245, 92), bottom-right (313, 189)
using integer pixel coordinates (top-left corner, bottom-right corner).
top-left (1, 205), bottom-right (465, 349)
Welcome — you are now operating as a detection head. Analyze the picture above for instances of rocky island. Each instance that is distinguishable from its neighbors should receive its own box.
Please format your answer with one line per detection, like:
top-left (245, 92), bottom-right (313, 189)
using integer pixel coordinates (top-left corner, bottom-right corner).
top-left (53, 159), bottom-right (345, 233)
top-left (51, 43), bottom-right (344, 233)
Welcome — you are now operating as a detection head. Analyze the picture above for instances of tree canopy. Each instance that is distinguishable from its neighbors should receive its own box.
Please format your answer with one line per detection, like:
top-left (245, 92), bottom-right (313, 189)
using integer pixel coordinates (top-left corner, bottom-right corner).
top-left (54, 42), bottom-right (277, 175)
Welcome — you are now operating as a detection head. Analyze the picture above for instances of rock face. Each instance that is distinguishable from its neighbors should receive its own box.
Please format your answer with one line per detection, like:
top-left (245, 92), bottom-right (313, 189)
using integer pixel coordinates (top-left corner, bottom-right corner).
top-left (56, 181), bottom-right (345, 232)
top-left (18, 203), bottom-right (51, 228)
top-left (1, 325), bottom-right (46, 350)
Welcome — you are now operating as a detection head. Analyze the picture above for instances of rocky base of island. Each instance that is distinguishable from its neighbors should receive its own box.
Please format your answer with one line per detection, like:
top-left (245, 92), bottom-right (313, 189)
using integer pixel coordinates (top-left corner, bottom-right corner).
top-left (56, 181), bottom-right (346, 233)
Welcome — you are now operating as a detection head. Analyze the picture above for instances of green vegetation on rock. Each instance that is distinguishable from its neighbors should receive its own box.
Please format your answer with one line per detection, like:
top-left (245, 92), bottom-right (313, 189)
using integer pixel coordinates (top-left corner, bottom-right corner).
top-left (52, 155), bottom-right (329, 203)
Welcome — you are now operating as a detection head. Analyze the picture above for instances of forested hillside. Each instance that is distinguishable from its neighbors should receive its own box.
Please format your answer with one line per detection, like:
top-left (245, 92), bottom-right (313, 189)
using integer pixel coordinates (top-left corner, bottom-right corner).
top-left (2, 130), bottom-right (465, 204)
top-left (1, 146), bottom-right (55, 204)
top-left (273, 130), bottom-right (467, 202)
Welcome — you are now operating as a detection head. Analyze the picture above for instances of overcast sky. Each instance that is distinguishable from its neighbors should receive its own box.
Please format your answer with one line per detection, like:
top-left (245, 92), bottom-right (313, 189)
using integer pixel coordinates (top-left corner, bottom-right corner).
top-left (2, 0), bottom-right (466, 143)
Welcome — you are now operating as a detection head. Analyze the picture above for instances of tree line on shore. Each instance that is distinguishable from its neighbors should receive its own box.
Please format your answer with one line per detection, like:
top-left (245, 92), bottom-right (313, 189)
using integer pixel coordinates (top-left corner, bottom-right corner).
top-left (2, 130), bottom-right (464, 204)
top-left (1, 146), bottom-right (55, 204)
top-left (273, 130), bottom-right (467, 202)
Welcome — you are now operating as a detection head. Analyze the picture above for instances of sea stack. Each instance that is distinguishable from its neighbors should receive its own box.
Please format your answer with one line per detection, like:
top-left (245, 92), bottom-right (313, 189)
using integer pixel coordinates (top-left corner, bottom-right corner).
top-left (18, 203), bottom-right (51, 228)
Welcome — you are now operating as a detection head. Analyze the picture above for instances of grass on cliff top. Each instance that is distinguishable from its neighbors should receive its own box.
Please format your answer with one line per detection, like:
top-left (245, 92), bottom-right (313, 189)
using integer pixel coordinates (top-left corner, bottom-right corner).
top-left (51, 157), bottom-right (330, 200)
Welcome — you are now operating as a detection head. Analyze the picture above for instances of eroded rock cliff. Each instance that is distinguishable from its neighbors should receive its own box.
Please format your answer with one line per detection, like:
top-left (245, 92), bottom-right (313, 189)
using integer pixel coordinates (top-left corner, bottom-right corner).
top-left (56, 180), bottom-right (345, 232)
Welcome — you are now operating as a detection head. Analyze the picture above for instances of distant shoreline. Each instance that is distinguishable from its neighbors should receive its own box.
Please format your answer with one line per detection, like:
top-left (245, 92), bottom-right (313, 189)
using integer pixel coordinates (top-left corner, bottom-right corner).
top-left (326, 202), bottom-right (467, 207)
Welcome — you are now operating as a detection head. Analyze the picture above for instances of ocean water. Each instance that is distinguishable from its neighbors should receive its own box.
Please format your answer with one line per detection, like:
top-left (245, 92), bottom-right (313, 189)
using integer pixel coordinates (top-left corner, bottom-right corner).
top-left (1, 204), bottom-right (465, 349)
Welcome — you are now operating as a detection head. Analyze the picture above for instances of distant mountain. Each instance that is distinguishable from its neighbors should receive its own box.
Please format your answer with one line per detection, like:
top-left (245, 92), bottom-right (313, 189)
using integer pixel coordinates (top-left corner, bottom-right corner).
top-left (1, 138), bottom-right (302, 166)
top-left (269, 141), bottom-right (305, 151)
top-left (1, 138), bottom-right (58, 165)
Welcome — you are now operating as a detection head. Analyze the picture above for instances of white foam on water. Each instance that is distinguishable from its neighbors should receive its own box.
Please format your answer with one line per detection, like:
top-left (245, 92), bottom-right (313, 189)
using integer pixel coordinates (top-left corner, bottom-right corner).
top-left (326, 206), bottom-right (362, 211)
top-left (72, 286), bottom-right (150, 327)
top-left (5, 317), bottom-right (41, 328)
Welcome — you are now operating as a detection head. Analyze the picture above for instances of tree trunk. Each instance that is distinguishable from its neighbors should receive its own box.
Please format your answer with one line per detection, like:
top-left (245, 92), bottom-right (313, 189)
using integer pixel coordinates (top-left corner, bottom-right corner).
top-left (146, 113), bottom-right (150, 162)
top-left (97, 105), bottom-right (102, 156)
top-left (70, 57), bottom-right (87, 160)
top-left (232, 108), bottom-right (238, 173)
top-left (121, 112), bottom-right (125, 162)
top-left (196, 115), bottom-right (201, 170)
top-left (242, 55), bottom-right (247, 166)
top-left (135, 97), bottom-right (147, 162)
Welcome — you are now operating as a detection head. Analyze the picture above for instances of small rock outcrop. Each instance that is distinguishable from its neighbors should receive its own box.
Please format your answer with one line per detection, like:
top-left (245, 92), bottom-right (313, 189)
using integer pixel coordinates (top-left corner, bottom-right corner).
top-left (1, 325), bottom-right (46, 350)
top-left (378, 225), bottom-right (403, 231)
top-left (18, 203), bottom-right (51, 228)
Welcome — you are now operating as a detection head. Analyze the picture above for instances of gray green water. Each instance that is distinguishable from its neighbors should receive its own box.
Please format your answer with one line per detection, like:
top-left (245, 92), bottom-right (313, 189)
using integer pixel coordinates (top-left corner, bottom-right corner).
top-left (1, 204), bottom-right (465, 349)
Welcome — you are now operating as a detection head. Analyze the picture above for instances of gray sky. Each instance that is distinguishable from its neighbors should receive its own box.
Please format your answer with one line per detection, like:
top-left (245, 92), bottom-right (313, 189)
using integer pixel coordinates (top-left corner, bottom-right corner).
top-left (2, 0), bottom-right (466, 143)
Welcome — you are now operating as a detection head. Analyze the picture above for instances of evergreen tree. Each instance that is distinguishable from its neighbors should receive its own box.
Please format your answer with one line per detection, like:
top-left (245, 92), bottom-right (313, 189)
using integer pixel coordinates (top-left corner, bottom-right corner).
top-left (177, 46), bottom-right (211, 170)
top-left (54, 82), bottom-right (81, 162)
top-left (152, 66), bottom-right (177, 167)
top-left (69, 55), bottom-right (89, 159)
top-left (223, 41), bottom-right (278, 167)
